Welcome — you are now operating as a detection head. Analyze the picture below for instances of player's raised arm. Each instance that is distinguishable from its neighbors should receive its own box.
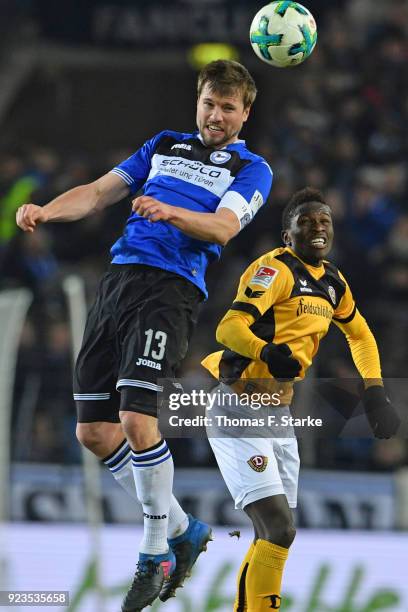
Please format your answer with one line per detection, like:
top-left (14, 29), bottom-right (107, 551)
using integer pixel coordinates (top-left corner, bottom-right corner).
top-left (16, 172), bottom-right (129, 232)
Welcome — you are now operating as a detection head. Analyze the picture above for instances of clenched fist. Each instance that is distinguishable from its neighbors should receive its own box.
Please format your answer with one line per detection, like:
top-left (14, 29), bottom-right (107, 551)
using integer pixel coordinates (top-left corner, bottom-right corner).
top-left (16, 204), bottom-right (47, 232)
top-left (132, 196), bottom-right (174, 222)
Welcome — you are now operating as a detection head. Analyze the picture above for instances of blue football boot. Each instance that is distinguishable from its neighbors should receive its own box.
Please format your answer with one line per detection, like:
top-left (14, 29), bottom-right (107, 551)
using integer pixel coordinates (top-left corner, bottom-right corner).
top-left (159, 514), bottom-right (213, 601)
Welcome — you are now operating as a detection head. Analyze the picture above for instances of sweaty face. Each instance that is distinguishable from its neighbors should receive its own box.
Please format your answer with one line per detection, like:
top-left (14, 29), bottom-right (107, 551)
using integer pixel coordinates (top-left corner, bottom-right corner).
top-left (283, 202), bottom-right (334, 266)
top-left (196, 83), bottom-right (250, 149)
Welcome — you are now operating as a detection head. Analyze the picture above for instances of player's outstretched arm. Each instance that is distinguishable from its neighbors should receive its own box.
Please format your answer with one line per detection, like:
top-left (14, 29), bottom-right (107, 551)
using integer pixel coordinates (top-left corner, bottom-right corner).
top-left (334, 310), bottom-right (401, 437)
top-left (132, 196), bottom-right (240, 245)
top-left (16, 172), bottom-right (129, 232)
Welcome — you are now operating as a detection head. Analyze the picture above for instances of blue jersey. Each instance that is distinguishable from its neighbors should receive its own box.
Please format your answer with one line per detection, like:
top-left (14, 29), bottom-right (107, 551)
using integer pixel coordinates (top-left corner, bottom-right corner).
top-left (110, 130), bottom-right (273, 297)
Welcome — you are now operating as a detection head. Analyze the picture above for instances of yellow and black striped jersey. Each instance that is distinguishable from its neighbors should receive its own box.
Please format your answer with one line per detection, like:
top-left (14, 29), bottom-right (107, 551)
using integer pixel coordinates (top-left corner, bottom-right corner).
top-left (202, 247), bottom-right (381, 399)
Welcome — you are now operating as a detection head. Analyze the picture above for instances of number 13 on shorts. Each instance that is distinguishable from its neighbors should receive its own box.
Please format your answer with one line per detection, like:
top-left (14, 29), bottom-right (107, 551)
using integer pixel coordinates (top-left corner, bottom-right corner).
top-left (143, 329), bottom-right (168, 361)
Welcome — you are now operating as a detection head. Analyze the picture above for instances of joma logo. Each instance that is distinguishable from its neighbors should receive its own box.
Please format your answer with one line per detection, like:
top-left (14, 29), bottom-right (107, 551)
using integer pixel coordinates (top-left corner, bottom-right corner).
top-left (136, 357), bottom-right (162, 370)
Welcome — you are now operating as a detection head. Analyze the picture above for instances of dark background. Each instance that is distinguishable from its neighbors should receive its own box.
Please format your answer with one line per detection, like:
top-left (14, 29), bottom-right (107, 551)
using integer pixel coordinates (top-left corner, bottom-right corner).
top-left (1, 0), bottom-right (407, 470)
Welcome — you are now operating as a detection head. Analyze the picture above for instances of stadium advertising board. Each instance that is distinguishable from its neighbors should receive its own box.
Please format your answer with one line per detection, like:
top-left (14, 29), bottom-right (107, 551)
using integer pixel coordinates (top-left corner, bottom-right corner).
top-left (5, 525), bottom-right (408, 611)
top-left (11, 465), bottom-right (395, 529)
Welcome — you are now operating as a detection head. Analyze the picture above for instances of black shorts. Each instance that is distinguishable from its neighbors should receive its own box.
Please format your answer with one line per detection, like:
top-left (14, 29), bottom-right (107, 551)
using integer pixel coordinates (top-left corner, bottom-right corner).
top-left (74, 264), bottom-right (202, 422)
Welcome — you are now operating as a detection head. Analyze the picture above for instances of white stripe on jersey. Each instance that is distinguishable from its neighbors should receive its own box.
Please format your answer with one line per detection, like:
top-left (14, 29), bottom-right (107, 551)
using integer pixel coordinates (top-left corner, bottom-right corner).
top-left (261, 161), bottom-right (273, 176)
top-left (111, 168), bottom-right (134, 185)
top-left (146, 154), bottom-right (234, 198)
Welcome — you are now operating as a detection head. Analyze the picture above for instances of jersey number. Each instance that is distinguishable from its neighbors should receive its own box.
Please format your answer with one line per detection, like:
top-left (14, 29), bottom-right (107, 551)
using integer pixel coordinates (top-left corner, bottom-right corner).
top-left (143, 329), bottom-right (167, 361)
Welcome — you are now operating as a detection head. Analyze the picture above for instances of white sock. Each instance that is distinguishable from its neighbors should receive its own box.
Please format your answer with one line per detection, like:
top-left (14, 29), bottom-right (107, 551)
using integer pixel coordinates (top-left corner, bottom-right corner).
top-left (103, 439), bottom-right (189, 539)
top-left (168, 495), bottom-right (189, 539)
top-left (103, 439), bottom-right (136, 498)
top-left (131, 440), bottom-right (173, 555)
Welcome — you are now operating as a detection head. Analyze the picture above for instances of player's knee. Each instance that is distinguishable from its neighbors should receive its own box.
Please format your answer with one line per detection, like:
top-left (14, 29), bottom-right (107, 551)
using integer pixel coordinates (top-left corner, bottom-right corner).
top-left (280, 523), bottom-right (296, 548)
top-left (76, 422), bottom-right (109, 455)
top-left (119, 410), bottom-right (159, 450)
top-left (265, 519), bottom-right (296, 549)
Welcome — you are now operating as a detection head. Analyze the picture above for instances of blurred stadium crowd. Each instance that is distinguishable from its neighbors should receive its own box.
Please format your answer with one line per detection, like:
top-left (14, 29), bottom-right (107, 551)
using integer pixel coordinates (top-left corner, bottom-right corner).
top-left (1, 0), bottom-right (408, 470)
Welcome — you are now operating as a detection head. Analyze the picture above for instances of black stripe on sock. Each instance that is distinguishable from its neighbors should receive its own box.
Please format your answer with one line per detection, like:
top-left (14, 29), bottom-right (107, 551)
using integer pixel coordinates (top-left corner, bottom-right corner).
top-left (101, 438), bottom-right (128, 463)
top-left (131, 439), bottom-right (165, 455)
top-left (236, 562), bottom-right (249, 612)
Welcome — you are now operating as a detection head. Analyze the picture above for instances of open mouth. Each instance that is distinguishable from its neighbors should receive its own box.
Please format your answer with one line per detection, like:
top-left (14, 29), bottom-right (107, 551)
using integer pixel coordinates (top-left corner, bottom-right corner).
top-left (207, 124), bottom-right (224, 134)
top-left (310, 237), bottom-right (327, 248)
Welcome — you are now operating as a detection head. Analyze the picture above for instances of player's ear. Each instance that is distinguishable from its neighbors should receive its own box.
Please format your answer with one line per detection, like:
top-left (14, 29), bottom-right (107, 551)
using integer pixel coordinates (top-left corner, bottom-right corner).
top-left (242, 106), bottom-right (251, 122)
top-left (281, 230), bottom-right (291, 246)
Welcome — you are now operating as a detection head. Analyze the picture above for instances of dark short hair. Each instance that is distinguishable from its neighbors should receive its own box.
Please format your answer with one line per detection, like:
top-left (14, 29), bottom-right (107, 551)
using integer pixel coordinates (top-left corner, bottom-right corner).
top-left (282, 187), bottom-right (330, 230)
top-left (197, 60), bottom-right (257, 109)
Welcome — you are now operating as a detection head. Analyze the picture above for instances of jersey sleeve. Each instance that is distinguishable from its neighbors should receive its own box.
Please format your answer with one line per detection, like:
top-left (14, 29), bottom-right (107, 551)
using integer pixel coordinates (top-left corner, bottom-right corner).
top-left (230, 256), bottom-right (292, 321)
top-left (332, 271), bottom-right (356, 324)
top-left (110, 131), bottom-right (166, 195)
top-left (216, 159), bottom-right (273, 229)
top-left (333, 310), bottom-right (382, 381)
top-left (332, 271), bottom-right (382, 381)
top-left (215, 256), bottom-right (292, 360)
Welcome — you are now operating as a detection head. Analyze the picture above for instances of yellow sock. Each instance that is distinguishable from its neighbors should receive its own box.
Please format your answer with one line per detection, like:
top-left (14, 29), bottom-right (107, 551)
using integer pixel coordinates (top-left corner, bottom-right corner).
top-left (245, 539), bottom-right (288, 611)
top-left (233, 541), bottom-right (256, 612)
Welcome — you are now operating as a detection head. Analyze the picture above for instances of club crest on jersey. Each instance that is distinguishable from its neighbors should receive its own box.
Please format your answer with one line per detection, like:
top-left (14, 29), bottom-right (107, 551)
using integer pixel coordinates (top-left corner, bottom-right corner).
top-left (328, 285), bottom-right (336, 305)
top-left (210, 151), bottom-right (231, 164)
top-left (250, 266), bottom-right (279, 288)
top-left (247, 455), bottom-right (268, 472)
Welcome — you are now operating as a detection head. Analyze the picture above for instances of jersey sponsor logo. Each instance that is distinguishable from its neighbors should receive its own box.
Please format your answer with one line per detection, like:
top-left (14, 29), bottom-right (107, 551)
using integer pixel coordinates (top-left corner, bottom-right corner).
top-left (171, 143), bottom-right (192, 151)
top-left (245, 286), bottom-right (265, 298)
top-left (147, 154), bottom-right (234, 198)
top-left (264, 594), bottom-right (281, 609)
top-left (247, 455), bottom-right (268, 472)
top-left (328, 285), bottom-right (337, 305)
top-left (250, 266), bottom-right (279, 288)
top-left (136, 357), bottom-right (162, 370)
top-left (296, 298), bottom-right (332, 320)
top-left (163, 158), bottom-right (221, 177)
top-left (210, 150), bottom-right (232, 164)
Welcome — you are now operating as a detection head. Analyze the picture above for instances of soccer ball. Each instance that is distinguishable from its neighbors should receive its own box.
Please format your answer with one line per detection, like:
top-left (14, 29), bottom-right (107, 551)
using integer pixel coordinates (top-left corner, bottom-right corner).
top-left (249, 1), bottom-right (317, 68)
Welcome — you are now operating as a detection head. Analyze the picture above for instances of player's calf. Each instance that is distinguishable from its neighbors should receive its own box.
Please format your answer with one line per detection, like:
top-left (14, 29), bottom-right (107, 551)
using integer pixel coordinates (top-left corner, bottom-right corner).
top-left (245, 494), bottom-right (296, 548)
